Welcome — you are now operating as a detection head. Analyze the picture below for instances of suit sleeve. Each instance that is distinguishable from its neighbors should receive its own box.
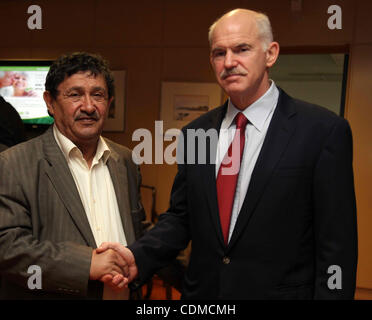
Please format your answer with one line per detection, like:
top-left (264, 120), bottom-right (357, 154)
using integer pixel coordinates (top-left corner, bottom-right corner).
top-left (0, 154), bottom-right (93, 297)
top-left (128, 131), bottom-right (190, 284)
top-left (313, 118), bottom-right (358, 299)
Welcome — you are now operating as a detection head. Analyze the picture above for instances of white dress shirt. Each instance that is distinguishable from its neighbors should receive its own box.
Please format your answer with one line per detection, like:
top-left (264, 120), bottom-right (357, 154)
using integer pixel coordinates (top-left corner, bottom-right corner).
top-left (53, 125), bottom-right (129, 299)
top-left (215, 81), bottom-right (279, 243)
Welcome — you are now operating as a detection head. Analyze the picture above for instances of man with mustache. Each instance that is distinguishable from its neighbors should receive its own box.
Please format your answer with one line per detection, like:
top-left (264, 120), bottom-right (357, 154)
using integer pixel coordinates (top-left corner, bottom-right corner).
top-left (101, 9), bottom-right (357, 299)
top-left (0, 52), bottom-right (145, 299)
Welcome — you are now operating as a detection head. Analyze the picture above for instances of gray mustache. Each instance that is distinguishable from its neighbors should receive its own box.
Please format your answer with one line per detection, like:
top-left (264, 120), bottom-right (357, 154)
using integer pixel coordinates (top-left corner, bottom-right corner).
top-left (75, 112), bottom-right (99, 121)
top-left (220, 68), bottom-right (248, 80)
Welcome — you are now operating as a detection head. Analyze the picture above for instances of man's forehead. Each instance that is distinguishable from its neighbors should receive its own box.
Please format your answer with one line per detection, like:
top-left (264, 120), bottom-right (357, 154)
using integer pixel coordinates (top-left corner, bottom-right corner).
top-left (211, 17), bottom-right (258, 47)
top-left (59, 71), bottom-right (106, 89)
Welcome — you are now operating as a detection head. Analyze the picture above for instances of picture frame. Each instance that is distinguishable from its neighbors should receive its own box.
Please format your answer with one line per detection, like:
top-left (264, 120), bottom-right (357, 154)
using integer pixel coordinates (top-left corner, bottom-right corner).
top-left (103, 70), bottom-right (126, 132)
top-left (160, 81), bottom-right (223, 133)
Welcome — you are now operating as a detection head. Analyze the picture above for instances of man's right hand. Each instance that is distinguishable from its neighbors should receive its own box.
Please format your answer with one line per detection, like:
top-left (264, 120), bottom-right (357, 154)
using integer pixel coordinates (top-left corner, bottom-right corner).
top-left (96, 242), bottom-right (138, 289)
top-left (89, 248), bottom-right (129, 282)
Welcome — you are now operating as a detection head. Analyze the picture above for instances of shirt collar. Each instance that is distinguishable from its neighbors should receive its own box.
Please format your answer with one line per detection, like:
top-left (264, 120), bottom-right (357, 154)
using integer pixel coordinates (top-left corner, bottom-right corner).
top-left (53, 125), bottom-right (111, 165)
top-left (225, 80), bottom-right (279, 132)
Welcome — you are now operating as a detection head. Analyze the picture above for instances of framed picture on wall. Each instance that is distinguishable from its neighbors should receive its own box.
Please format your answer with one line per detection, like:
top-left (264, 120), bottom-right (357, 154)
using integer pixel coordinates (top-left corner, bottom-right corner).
top-left (103, 70), bottom-right (126, 132)
top-left (160, 81), bottom-right (223, 133)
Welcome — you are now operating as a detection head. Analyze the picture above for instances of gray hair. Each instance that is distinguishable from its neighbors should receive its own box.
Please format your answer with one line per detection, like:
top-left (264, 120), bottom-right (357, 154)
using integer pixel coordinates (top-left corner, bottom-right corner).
top-left (208, 9), bottom-right (273, 51)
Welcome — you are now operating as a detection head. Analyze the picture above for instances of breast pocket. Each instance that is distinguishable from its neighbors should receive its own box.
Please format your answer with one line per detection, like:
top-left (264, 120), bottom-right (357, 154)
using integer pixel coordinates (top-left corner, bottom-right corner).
top-left (270, 166), bottom-right (313, 207)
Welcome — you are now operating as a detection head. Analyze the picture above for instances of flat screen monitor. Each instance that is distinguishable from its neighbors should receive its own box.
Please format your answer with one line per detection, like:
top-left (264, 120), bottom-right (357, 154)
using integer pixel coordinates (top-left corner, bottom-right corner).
top-left (0, 60), bottom-right (54, 125)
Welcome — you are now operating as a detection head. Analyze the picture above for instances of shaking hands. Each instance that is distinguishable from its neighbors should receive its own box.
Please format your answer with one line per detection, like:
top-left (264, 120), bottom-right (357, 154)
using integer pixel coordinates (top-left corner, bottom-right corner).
top-left (89, 243), bottom-right (138, 292)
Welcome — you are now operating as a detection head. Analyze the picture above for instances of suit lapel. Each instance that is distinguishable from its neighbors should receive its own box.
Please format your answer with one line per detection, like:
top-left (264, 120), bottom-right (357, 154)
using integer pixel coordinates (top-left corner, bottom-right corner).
top-left (42, 127), bottom-right (97, 247)
top-left (227, 89), bottom-right (298, 251)
top-left (201, 103), bottom-right (228, 247)
top-left (106, 150), bottom-right (136, 246)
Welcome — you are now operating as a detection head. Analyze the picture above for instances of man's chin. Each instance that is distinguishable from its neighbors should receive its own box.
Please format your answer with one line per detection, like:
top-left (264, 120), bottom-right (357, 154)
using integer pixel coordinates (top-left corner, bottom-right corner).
top-left (75, 120), bottom-right (104, 132)
top-left (74, 126), bottom-right (103, 140)
top-left (224, 86), bottom-right (247, 97)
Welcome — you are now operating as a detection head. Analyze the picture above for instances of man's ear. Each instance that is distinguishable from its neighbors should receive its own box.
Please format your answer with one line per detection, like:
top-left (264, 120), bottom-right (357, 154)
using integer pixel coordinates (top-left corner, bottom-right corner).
top-left (108, 96), bottom-right (114, 107)
top-left (43, 91), bottom-right (55, 117)
top-left (265, 41), bottom-right (280, 68)
top-left (105, 96), bottom-right (114, 118)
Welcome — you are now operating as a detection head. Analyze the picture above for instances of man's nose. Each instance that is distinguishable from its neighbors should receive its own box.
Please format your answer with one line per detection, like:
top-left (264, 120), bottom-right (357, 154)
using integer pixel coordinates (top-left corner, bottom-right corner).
top-left (224, 50), bottom-right (238, 69)
top-left (80, 94), bottom-right (96, 113)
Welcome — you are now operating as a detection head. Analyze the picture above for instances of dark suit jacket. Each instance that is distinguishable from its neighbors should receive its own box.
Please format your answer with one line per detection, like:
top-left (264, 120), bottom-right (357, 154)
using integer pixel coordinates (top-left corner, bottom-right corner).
top-left (130, 88), bottom-right (358, 299)
top-left (0, 127), bottom-right (145, 299)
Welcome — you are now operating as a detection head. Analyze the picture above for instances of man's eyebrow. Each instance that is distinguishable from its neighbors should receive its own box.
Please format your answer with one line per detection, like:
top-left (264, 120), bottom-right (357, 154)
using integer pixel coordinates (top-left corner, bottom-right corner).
top-left (211, 47), bottom-right (226, 54)
top-left (65, 86), bottom-right (83, 93)
top-left (91, 86), bottom-right (106, 92)
top-left (211, 43), bottom-right (253, 54)
top-left (234, 43), bottom-right (252, 49)
top-left (65, 86), bottom-right (106, 92)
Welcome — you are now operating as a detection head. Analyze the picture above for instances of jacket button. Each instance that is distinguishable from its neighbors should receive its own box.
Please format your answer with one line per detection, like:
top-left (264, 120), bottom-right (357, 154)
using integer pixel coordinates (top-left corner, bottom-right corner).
top-left (222, 256), bottom-right (230, 264)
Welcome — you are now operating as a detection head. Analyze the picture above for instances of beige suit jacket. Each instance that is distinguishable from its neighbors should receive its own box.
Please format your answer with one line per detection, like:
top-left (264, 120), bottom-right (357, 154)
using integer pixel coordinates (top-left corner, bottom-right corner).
top-left (0, 127), bottom-right (145, 299)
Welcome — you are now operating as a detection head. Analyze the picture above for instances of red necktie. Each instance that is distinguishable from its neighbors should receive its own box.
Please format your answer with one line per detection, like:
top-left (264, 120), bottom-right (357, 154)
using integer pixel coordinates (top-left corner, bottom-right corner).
top-left (217, 112), bottom-right (248, 245)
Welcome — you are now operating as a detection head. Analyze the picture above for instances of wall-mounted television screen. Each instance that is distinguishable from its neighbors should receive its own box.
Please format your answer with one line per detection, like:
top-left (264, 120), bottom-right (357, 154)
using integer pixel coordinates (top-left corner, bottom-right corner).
top-left (0, 61), bottom-right (54, 125)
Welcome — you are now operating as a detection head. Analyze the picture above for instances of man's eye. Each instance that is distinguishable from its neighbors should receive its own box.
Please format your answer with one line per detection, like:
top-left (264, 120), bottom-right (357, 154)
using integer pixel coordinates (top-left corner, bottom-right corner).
top-left (237, 47), bottom-right (249, 53)
top-left (66, 92), bottom-right (82, 101)
top-left (213, 51), bottom-right (225, 58)
top-left (92, 92), bottom-right (105, 101)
